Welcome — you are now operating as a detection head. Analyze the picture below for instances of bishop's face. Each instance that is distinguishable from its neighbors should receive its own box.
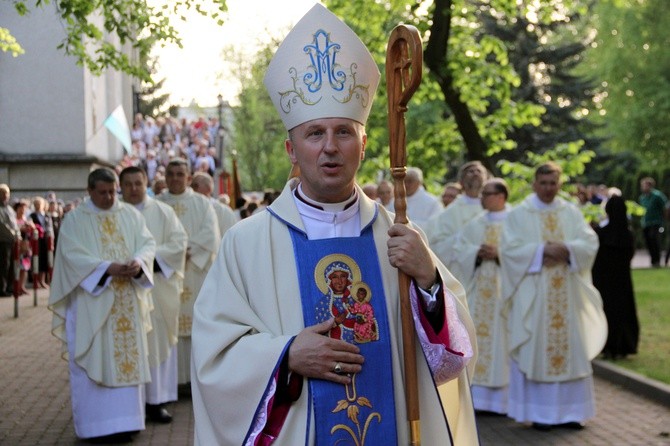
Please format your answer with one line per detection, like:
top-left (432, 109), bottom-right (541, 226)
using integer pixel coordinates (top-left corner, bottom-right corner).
top-left (286, 118), bottom-right (366, 203)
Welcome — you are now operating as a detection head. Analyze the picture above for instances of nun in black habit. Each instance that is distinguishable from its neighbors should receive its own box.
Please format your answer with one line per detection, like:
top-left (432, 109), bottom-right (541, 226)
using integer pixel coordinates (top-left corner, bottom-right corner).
top-left (592, 195), bottom-right (640, 359)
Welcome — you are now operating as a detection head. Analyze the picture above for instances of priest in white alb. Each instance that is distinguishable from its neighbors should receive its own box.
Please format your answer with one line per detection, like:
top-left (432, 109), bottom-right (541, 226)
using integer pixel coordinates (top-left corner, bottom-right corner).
top-left (120, 166), bottom-right (188, 424)
top-left (48, 168), bottom-right (155, 443)
top-left (499, 162), bottom-right (607, 430)
top-left (191, 5), bottom-right (479, 446)
top-left (453, 178), bottom-right (511, 414)
top-left (158, 158), bottom-right (220, 386)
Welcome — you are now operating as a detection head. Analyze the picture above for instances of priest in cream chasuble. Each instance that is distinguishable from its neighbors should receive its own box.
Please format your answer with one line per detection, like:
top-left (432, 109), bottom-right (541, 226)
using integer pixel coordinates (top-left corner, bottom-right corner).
top-left (120, 166), bottom-right (188, 417)
top-left (500, 162), bottom-right (607, 427)
top-left (453, 178), bottom-right (511, 414)
top-left (49, 168), bottom-right (155, 440)
top-left (158, 158), bottom-right (220, 384)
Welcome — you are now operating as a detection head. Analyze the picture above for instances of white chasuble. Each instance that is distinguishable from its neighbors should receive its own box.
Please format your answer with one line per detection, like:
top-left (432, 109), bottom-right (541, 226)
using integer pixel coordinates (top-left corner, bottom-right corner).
top-left (49, 198), bottom-right (155, 387)
top-left (454, 212), bottom-right (509, 389)
top-left (191, 180), bottom-right (480, 446)
top-left (158, 188), bottom-right (219, 337)
top-left (211, 198), bottom-right (237, 239)
top-left (426, 195), bottom-right (485, 281)
top-left (500, 195), bottom-right (607, 382)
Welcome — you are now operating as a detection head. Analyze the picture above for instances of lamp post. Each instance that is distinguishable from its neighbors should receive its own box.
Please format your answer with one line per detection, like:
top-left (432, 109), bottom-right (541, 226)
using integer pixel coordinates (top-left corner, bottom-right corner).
top-left (217, 94), bottom-right (225, 173)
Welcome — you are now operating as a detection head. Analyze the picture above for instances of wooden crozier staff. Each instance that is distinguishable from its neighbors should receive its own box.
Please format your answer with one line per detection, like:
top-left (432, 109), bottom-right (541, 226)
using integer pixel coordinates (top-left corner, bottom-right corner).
top-left (386, 24), bottom-right (423, 446)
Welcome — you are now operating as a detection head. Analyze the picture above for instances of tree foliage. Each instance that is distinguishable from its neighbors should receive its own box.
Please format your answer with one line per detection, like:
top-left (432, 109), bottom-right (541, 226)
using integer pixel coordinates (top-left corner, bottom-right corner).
top-left (479, 0), bottom-right (603, 164)
top-left (0, 26), bottom-right (24, 56)
top-left (585, 0), bottom-right (670, 166)
top-left (227, 1), bottom-right (607, 195)
top-left (226, 42), bottom-right (291, 192)
top-left (323, 0), bottom-right (600, 191)
top-left (4, 0), bottom-right (227, 82)
top-left (136, 55), bottom-right (176, 117)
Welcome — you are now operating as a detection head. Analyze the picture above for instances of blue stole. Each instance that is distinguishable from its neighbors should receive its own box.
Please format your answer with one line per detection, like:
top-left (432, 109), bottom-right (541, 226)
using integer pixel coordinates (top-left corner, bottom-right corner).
top-left (287, 222), bottom-right (398, 445)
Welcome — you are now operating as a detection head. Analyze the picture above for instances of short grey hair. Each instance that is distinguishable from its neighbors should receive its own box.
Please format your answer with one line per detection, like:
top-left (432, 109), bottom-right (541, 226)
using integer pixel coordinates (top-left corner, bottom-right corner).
top-left (405, 167), bottom-right (423, 183)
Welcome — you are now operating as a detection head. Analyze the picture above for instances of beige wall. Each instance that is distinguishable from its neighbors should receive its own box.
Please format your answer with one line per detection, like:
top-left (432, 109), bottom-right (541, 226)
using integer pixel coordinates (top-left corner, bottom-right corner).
top-left (0, 4), bottom-right (132, 197)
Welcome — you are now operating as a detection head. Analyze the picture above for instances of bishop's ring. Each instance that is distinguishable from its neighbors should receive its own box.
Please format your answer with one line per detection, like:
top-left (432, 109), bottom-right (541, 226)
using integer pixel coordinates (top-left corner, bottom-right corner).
top-left (334, 362), bottom-right (343, 374)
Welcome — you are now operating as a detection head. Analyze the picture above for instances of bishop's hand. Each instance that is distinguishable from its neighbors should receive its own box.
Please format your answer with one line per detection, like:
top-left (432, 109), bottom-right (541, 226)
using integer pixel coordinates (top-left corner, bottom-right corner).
top-left (288, 318), bottom-right (364, 384)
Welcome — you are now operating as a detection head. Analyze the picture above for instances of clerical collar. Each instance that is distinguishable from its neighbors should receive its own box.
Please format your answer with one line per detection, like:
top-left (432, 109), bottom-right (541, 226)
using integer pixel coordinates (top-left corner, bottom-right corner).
top-left (462, 195), bottom-right (481, 205)
top-left (294, 183), bottom-right (357, 213)
top-left (487, 209), bottom-right (508, 221)
top-left (86, 198), bottom-right (114, 213)
top-left (530, 193), bottom-right (558, 210)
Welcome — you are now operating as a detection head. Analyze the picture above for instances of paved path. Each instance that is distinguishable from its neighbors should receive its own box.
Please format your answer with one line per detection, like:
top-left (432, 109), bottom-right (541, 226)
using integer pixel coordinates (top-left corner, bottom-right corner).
top-left (1, 285), bottom-right (669, 445)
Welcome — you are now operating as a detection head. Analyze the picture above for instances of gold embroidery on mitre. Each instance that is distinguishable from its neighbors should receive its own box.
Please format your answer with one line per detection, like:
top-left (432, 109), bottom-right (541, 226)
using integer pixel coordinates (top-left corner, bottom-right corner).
top-left (541, 211), bottom-right (569, 376)
top-left (98, 214), bottom-right (141, 384)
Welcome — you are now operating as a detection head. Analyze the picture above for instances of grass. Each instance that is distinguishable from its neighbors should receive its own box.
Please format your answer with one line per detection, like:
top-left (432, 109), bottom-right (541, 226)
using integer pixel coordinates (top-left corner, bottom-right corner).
top-left (601, 268), bottom-right (670, 384)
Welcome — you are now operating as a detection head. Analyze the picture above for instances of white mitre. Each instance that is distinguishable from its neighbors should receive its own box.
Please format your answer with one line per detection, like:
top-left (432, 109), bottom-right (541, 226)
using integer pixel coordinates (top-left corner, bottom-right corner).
top-left (264, 3), bottom-right (381, 131)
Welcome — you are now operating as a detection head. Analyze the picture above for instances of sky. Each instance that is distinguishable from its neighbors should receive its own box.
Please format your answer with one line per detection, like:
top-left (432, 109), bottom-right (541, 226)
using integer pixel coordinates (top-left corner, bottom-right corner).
top-left (153, 0), bottom-right (318, 107)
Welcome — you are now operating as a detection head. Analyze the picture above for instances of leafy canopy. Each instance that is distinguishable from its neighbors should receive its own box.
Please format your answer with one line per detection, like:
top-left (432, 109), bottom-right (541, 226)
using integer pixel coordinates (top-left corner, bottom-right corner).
top-left (5, 0), bottom-right (227, 82)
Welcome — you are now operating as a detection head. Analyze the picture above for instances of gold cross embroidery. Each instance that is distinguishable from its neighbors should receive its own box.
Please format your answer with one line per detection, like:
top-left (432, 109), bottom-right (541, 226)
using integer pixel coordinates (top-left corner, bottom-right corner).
top-left (172, 202), bottom-right (187, 217)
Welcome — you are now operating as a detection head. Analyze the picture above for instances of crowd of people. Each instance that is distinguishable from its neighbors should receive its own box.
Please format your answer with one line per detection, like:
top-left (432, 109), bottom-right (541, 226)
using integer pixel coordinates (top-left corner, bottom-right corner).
top-left (0, 186), bottom-right (64, 298)
top-left (11, 3), bottom-right (665, 445)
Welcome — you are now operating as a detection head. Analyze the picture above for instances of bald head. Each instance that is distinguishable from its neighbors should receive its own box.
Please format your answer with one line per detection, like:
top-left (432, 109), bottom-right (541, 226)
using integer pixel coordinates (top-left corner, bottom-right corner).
top-left (191, 172), bottom-right (214, 197)
top-left (405, 167), bottom-right (423, 197)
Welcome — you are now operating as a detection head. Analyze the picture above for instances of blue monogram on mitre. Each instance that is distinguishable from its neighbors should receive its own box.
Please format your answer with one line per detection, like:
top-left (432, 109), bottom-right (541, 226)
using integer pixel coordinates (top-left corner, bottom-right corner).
top-left (279, 29), bottom-right (370, 115)
top-left (304, 30), bottom-right (345, 93)
top-left (264, 3), bottom-right (380, 131)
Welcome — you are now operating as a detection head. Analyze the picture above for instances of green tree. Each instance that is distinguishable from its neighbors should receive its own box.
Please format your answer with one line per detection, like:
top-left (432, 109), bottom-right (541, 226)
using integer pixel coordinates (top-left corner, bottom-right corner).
top-left (480, 1), bottom-right (603, 164)
top-left (136, 56), bottom-right (176, 118)
top-left (325, 0), bottom-right (598, 188)
top-left (227, 43), bottom-right (291, 192)
top-left (0, 26), bottom-right (24, 56)
top-left (227, 1), bottom-right (601, 193)
top-left (586, 0), bottom-right (670, 166)
top-left (3, 0), bottom-right (226, 82)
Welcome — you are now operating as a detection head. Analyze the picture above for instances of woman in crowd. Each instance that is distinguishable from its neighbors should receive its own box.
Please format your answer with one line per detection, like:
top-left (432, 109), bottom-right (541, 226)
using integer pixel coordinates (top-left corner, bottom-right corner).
top-left (13, 200), bottom-right (36, 295)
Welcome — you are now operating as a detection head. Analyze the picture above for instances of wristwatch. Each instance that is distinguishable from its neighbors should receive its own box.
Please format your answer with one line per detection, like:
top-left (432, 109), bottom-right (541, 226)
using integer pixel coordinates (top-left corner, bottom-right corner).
top-left (421, 282), bottom-right (440, 295)
top-left (420, 269), bottom-right (440, 294)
